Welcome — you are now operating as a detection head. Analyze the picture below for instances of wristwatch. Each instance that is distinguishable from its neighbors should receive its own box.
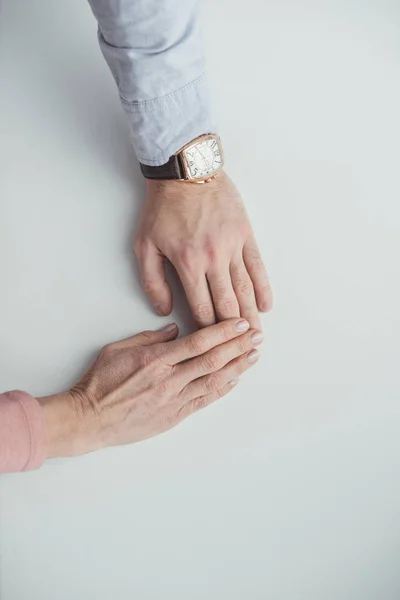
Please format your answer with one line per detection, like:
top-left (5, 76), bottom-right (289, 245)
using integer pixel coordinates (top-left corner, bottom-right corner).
top-left (140, 133), bottom-right (224, 183)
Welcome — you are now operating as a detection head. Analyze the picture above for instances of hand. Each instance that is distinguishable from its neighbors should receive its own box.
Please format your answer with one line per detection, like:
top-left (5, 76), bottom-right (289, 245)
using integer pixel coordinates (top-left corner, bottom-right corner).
top-left (134, 171), bottom-right (273, 330)
top-left (38, 319), bottom-right (263, 459)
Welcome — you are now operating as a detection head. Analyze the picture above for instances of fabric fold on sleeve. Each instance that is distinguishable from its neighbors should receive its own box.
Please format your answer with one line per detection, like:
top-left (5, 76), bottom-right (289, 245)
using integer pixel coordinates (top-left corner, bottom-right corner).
top-left (120, 72), bottom-right (217, 166)
top-left (0, 391), bottom-right (45, 474)
top-left (87, 0), bottom-right (217, 165)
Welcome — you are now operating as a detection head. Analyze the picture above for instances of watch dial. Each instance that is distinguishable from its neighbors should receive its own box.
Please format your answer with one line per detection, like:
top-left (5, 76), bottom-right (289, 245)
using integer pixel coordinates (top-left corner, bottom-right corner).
top-left (184, 138), bottom-right (222, 179)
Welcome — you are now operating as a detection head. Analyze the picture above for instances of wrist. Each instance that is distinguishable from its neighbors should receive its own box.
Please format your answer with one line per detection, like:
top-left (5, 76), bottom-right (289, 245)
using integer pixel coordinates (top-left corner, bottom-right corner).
top-left (146, 168), bottom-right (226, 195)
top-left (141, 134), bottom-right (223, 183)
top-left (37, 391), bottom-right (92, 459)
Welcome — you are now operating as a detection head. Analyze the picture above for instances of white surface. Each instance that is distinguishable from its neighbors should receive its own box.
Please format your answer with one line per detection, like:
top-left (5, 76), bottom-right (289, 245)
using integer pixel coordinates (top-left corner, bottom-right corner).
top-left (1, 1), bottom-right (400, 598)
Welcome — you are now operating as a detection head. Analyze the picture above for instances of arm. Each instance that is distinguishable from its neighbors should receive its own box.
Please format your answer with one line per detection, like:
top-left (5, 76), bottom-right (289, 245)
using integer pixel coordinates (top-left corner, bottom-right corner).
top-left (88, 0), bottom-right (273, 329)
top-left (86, 0), bottom-right (216, 166)
top-left (0, 321), bottom-right (261, 474)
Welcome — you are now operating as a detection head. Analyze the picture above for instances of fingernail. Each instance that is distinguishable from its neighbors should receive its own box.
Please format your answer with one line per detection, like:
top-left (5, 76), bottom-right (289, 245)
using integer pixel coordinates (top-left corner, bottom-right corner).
top-left (251, 332), bottom-right (264, 345)
top-left (159, 323), bottom-right (177, 333)
top-left (229, 377), bottom-right (240, 386)
top-left (236, 319), bottom-right (249, 333)
top-left (248, 349), bottom-right (260, 363)
top-left (155, 303), bottom-right (168, 316)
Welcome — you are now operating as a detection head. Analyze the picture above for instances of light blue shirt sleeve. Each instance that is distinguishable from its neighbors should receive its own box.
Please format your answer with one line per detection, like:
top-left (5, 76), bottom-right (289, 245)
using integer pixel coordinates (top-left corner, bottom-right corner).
top-left (87, 0), bottom-right (217, 166)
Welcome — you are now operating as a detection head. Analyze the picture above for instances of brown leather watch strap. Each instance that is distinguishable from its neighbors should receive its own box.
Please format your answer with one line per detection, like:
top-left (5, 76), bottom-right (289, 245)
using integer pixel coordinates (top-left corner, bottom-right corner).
top-left (140, 155), bottom-right (185, 180)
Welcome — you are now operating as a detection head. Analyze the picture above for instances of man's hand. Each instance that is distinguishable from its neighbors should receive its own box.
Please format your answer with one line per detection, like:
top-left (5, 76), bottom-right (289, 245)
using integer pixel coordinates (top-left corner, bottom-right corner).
top-left (134, 171), bottom-right (273, 329)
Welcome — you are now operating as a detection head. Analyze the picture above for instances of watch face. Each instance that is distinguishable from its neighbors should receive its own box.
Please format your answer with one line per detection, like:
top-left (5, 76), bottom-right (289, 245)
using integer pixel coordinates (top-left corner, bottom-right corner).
top-left (182, 136), bottom-right (223, 180)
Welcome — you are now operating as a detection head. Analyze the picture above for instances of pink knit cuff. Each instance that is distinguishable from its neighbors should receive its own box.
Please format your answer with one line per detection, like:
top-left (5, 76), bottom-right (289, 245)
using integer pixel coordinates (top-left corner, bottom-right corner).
top-left (0, 390), bottom-right (46, 473)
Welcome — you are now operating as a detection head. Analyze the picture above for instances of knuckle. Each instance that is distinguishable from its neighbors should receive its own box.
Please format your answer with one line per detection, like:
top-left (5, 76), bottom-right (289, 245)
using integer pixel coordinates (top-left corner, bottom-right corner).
top-left (201, 351), bottom-right (220, 372)
top-left (206, 374), bottom-right (223, 393)
top-left (155, 342), bottom-right (169, 361)
top-left (253, 258), bottom-right (265, 271)
top-left (139, 349), bottom-right (155, 367)
top-left (235, 358), bottom-right (247, 375)
top-left (215, 387), bottom-right (225, 400)
top-left (242, 302), bottom-right (258, 317)
top-left (101, 343), bottom-right (115, 358)
top-left (192, 302), bottom-right (214, 322)
top-left (187, 333), bottom-right (208, 355)
top-left (179, 247), bottom-right (197, 273)
top-left (230, 263), bottom-right (242, 280)
top-left (236, 335), bottom-right (248, 354)
top-left (192, 396), bottom-right (209, 412)
top-left (156, 378), bottom-right (170, 397)
top-left (220, 323), bottom-right (234, 342)
top-left (141, 279), bottom-right (158, 294)
top-left (205, 241), bottom-right (218, 264)
top-left (237, 280), bottom-right (254, 297)
top-left (260, 282), bottom-right (272, 295)
top-left (248, 250), bottom-right (263, 269)
top-left (218, 298), bottom-right (236, 314)
top-left (138, 331), bottom-right (154, 343)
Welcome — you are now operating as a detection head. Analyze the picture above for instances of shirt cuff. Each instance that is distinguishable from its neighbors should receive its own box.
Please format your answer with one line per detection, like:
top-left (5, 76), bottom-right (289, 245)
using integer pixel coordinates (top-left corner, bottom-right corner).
top-left (120, 72), bottom-right (218, 167)
top-left (0, 391), bottom-right (46, 473)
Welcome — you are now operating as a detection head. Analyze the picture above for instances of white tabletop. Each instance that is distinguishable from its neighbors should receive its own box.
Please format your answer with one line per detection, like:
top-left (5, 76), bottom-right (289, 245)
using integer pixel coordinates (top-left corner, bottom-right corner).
top-left (1, 1), bottom-right (400, 598)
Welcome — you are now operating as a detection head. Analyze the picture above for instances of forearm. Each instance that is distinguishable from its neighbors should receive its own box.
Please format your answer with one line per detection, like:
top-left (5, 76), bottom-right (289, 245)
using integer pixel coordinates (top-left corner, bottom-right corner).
top-left (37, 392), bottom-right (88, 460)
top-left (0, 388), bottom-right (99, 474)
top-left (87, 0), bottom-right (217, 165)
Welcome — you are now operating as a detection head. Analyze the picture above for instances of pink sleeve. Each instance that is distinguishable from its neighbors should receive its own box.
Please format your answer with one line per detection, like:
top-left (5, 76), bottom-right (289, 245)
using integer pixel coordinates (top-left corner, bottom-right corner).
top-left (0, 391), bottom-right (46, 474)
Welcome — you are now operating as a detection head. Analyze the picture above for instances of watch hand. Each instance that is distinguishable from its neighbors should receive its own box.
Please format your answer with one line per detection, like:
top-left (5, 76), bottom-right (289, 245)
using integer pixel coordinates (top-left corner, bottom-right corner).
top-left (197, 146), bottom-right (210, 169)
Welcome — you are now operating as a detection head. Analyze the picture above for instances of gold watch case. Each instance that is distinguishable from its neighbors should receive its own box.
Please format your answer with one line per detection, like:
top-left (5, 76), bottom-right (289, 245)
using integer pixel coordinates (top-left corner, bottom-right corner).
top-left (177, 134), bottom-right (224, 183)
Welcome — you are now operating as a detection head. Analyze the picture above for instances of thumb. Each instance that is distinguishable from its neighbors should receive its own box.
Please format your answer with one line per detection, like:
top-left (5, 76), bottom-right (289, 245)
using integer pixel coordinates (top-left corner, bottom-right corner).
top-left (136, 242), bottom-right (173, 316)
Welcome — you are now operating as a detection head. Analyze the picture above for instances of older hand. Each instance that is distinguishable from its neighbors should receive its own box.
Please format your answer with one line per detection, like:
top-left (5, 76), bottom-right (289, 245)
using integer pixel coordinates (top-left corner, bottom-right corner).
top-left (134, 171), bottom-right (273, 330)
top-left (38, 319), bottom-right (262, 458)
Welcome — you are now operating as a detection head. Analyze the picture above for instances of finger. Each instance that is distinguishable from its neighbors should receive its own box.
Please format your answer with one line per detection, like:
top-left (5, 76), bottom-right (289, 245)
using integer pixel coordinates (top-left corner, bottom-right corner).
top-left (135, 240), bottom-right (173, 316)
top-left (114, 323), bottom-right (179, 349)
top-left (181, 343), bottom-right (261, 400)
top-left (177, 379), bottom-right (240, 421)
top-left (165, 318), bottom-right (250, 365)
top-left (243, 238), bottom-right (273, 312)
top-left (230, 258), bottom-right (261, 330)
top-left (206, 267), bottom-right (240, 322)
top-left (175, 266), bottom-right (216, 328)
top-left (175, 328), bottom-right (262, 387)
